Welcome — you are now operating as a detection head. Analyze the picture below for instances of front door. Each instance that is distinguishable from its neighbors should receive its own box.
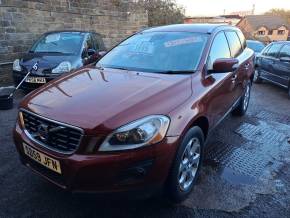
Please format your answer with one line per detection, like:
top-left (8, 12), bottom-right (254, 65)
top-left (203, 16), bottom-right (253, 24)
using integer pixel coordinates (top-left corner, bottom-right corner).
top-left (260, 43), bottom-right (283, 84)
top-left (204, 31), bottom-right (238, 124)
top-left (274, 44), bottom-right (290, 87)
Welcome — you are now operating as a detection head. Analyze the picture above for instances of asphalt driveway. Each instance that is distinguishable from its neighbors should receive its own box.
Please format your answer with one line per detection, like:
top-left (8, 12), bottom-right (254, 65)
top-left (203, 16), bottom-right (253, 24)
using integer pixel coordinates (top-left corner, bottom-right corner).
top-left (0, 82), bottom-right (290, 218)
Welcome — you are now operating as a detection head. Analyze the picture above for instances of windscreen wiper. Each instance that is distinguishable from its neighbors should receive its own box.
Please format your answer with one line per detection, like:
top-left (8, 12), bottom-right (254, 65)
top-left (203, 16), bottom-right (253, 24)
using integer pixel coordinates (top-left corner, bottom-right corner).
top-left (156, 70), bottom-right (195, 74)
top-left (106, 67), bottom-right (130, 71)
top-left (95, 65), bottom-right (104, 70)
top-left (34, 51), bottom-right (69, 54)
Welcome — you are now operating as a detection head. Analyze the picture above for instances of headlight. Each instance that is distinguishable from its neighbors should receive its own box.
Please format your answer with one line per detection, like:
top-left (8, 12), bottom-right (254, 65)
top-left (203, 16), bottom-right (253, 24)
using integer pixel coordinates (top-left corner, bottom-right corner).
top-left (13, 59), bottom-right (22, 71)
top-left (51, 61), bottom-right (71, 74)
top-left (99, 115), bottom-right (170, 151)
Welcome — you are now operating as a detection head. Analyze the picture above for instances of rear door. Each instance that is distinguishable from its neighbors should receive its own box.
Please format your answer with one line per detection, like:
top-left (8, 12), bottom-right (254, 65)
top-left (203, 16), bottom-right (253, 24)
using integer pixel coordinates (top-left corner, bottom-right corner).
top-left (259, 43), bottom-right (283, 84)
top-left (224, 30), bottom-right (248, 101)
top-left (274, 44), bottom-right (290, 87)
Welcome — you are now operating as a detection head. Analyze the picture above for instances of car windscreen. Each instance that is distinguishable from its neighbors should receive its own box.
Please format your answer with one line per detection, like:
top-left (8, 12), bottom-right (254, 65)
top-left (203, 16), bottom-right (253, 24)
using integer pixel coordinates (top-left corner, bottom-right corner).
top-left (97, 32), bottom-right (208, 73)
top-left (30, 32), bottom-right (84, 55)
top-left (247, 41), bottom-right (265, 53)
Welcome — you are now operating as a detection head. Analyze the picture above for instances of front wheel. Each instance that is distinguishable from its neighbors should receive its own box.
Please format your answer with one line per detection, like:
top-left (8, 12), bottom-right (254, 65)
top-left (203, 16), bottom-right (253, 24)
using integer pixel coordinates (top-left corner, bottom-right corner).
top-left (165, 126), bottom-right (204, 203)
top-left (232, 81), bottom-right (251, 116)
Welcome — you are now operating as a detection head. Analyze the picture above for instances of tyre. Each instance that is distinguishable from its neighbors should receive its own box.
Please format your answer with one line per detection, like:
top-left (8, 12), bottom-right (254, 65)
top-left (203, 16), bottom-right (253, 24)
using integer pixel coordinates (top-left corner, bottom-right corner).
top-left (232, 81), bottom-right (251, 116)
top-left (166, 126), bottom-right (204, 203)
top-left (253, 69), bottom-right (263, 83)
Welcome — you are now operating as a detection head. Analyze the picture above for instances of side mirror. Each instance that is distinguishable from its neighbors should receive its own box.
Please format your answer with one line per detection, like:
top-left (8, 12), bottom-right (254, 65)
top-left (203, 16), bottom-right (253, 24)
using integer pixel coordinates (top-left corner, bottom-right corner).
top-left (87, 48), bottom-right (97, 56)
top-left (280, 57), bottom-right (290, 63)
top-left (212, 58), bottom-right (239, 73)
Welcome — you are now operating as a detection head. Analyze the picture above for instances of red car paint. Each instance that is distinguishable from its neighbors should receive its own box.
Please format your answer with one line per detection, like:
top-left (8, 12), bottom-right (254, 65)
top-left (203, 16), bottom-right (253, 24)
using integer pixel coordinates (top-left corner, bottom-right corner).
top-left (13, 24), bottom-right (254, 194)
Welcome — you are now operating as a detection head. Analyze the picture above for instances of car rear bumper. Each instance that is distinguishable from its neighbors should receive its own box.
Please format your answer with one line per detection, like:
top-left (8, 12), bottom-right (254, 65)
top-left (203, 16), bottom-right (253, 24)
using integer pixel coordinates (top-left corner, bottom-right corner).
top-left (13, 121), bottom-right (179, 193)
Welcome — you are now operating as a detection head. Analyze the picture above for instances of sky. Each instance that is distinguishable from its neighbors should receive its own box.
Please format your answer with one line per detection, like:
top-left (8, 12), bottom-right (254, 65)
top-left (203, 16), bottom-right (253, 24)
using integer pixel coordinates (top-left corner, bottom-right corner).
top-left (176, 0), bottom-right (290, 16)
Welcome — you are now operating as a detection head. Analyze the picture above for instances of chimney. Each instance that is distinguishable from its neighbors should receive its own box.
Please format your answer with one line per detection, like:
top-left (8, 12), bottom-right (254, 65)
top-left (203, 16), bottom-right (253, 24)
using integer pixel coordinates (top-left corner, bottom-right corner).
top-left (252, 4), bottom-right (255, 15)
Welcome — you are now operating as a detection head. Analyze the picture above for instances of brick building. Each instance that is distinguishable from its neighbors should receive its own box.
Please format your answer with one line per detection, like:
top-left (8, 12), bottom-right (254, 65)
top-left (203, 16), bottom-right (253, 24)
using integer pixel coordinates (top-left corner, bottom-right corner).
top-left (0, 0), bottom-right (148, 85)
top-left (237, 15), bottom-right (289, 43)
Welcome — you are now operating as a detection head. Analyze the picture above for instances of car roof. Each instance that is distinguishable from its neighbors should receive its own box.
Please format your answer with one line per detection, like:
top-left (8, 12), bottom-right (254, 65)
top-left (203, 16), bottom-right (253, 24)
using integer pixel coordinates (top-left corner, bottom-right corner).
top-left (142, 24), bottom-right (237, 34)
top-left (270, 41), bottom-right (290, 45)
top-left (43, 30), bottom-right (101, 35)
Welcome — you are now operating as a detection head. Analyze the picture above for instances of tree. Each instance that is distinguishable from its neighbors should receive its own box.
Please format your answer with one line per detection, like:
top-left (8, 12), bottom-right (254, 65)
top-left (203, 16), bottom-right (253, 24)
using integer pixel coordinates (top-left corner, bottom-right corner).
top-left (264, 9), bottom-right (290, 24)
top-left (135, 0), bottom-right (185, 26)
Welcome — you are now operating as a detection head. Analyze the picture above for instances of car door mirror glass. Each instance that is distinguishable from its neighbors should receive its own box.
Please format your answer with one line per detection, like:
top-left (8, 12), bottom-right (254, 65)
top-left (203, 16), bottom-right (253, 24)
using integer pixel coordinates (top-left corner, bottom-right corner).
top-left (211, 58), bottom-right (239, 73)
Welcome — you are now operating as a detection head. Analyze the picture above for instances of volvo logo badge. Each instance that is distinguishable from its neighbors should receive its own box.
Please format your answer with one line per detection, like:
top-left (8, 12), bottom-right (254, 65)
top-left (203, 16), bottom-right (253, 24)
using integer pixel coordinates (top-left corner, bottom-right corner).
top-left (37, 123), bottom-right (49, 142)
top-left (36, 124), bottom-right (66, 143)
top-left (32, 62), bottom-right (38, 71)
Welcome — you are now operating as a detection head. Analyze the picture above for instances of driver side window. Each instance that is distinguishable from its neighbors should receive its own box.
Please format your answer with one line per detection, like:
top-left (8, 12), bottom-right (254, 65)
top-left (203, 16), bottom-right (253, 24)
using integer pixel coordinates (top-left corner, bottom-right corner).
top-left (279, 45), bottom-right (290, 59)
top-left (82, 34), bottom-right (94, 56)
top-left (207, 32), bottom-right (231, 71)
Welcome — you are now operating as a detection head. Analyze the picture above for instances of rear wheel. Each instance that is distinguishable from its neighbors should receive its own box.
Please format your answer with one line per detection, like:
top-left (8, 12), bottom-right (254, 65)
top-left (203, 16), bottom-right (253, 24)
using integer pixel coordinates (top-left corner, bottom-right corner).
top-left (166, 127), bottom-right (204, 203)
top-left (253, 69), bottom-right (263, 83)
top-left (232, 81), bottom-right (251, 116)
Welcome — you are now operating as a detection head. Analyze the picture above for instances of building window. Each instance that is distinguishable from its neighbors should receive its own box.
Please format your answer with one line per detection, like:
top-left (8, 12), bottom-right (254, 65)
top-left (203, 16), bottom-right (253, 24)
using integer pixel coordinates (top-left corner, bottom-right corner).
top-left (278, 30), bottom-right (285, 35)
top-left (268, 30), bottom-right (273, 35)
top-left (258, 30), bottom-right (265, 35)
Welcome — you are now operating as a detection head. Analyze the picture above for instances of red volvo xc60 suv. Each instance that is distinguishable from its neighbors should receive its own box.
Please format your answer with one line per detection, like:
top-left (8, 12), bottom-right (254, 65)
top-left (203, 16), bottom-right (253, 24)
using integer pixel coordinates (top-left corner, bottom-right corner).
top-left (14, 24), bottom-right (254, 202)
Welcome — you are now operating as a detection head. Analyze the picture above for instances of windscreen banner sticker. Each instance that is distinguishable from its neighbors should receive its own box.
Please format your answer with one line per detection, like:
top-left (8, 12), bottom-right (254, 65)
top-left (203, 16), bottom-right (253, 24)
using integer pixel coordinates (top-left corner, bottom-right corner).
top-left (132, 41), bottom-right (154, 54)
top-left (45, 34), bottom-right (61, 43)
top-left (164, 36), bottom-right (203, 48)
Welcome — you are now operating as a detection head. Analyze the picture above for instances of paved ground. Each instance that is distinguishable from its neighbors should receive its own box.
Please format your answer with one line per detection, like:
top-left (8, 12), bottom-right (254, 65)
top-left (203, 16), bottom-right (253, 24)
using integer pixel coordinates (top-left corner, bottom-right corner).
top-left (0, 82), bottom-right (290, 218)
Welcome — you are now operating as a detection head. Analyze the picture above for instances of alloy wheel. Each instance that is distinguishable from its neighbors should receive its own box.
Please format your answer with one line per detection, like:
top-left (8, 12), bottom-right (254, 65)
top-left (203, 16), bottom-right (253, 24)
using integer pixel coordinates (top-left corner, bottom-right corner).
top-left (178, 137), bottom-right (201, 191)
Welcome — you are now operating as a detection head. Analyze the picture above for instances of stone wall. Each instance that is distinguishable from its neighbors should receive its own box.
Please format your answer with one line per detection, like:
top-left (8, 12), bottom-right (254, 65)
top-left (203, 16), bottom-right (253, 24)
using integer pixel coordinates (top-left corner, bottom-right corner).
top-left (0, 0), bottom-right (148, 85)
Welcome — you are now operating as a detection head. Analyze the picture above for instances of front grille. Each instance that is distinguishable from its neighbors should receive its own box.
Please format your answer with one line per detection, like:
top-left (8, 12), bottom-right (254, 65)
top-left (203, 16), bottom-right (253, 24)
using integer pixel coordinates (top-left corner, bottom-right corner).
top-left (21, 110), bottom-right (83, 154)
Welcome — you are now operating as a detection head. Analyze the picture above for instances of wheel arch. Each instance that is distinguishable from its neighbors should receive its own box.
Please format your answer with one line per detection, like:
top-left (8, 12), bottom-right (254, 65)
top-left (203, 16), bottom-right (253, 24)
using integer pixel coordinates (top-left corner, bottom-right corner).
top-left (187, 115), bottom-right (210, 141)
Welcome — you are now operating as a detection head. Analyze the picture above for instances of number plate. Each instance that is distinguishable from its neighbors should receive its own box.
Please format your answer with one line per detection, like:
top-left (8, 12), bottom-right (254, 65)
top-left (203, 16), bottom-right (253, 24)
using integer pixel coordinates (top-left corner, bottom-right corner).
top-left (23, 143), bottom-right (62, 174)
top-left (25, 77), bottom-right (46, 84)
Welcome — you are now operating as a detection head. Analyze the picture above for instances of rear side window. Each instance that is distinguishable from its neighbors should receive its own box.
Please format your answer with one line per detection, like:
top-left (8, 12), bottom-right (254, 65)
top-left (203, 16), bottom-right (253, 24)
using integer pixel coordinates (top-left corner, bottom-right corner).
top-left (265, 43), bottom-right (282, 58)
top-left (207, 32), bottom-right (231, 70)
top-left (225, 31), bottom-right (243, 57)
top-left (279, 44), bottom-right (290, 59)
top-left (236, 31), bottom-right (247, 49)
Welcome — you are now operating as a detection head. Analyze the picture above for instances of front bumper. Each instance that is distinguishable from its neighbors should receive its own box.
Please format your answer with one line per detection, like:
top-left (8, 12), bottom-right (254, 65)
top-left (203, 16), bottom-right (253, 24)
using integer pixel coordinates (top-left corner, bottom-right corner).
top-left (13, 121), bottom-right (179, 193)
top-left (12, 70), bottom-right (59, 91)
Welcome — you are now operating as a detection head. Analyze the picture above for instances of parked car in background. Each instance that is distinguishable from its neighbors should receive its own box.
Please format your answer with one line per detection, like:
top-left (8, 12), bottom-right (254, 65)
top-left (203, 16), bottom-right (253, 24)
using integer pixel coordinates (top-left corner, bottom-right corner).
top-left (246, 40), bottom-right (265, 56)
top-left (14, 24), bottom-right (254, 203)
top-left (12, 30), bottom-right (106, 91)
top-left (255, 41), bottom-right (290, 97)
